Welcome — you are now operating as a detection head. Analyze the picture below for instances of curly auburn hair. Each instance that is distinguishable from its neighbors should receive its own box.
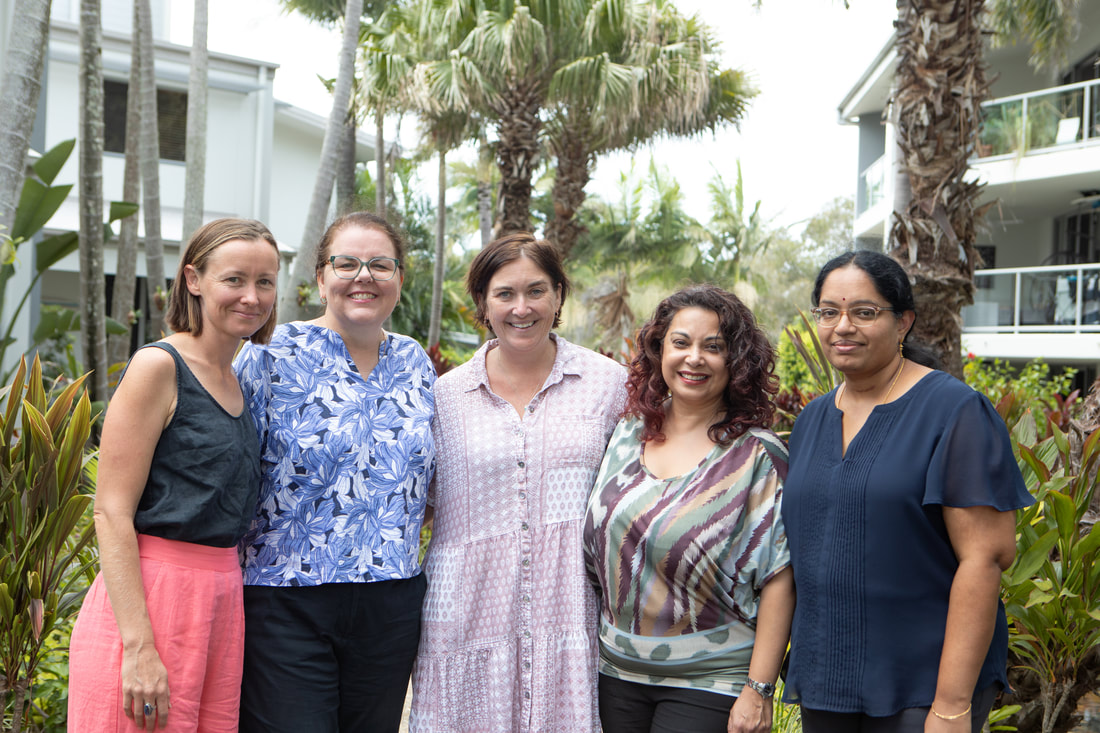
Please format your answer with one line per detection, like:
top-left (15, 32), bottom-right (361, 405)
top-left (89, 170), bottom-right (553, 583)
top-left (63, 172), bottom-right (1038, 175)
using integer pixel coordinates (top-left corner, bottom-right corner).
top-left (626, 284), bottom-right (778, 446)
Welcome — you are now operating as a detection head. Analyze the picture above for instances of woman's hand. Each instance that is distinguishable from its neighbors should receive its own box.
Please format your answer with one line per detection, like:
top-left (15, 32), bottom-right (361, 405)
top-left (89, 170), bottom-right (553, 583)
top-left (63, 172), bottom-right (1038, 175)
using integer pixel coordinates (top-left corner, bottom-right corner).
top-left (121, 642), bottom-right (170, 729)
top-left (727, 688), bottom-right (773, 733)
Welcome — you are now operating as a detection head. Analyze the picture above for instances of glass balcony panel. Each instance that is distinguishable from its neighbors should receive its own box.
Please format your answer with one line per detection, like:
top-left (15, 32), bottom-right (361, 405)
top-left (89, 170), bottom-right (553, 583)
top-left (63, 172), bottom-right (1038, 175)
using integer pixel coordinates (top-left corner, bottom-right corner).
top-left (965, 272), bottom-right (1014, 327)
top-left (975, 80), bottom-right (1099, 157)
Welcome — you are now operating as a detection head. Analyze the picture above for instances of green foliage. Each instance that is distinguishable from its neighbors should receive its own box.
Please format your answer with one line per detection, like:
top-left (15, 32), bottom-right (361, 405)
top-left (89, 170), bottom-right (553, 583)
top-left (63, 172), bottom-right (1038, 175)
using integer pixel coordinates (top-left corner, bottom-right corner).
top-left (0, 356), bottom-right (98, 732)
top-left (1002, 412), bottom-right (1100, 733)
top-left (0, 139), bottom-right (138, 380)
top-left (963, 355), bottom-right (1078, 426)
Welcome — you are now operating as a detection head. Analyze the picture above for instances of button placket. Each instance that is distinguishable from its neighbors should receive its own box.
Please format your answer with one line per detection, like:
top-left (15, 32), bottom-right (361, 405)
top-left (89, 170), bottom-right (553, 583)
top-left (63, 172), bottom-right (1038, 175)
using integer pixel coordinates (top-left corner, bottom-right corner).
top-left (516, 422), bottom-right (534, 730)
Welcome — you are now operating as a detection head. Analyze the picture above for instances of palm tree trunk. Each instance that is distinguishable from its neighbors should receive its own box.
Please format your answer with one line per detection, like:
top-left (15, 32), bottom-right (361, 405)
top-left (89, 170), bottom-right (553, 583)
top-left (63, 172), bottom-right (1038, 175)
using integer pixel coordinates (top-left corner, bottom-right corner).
top-left (279, 0), bottom-right (364, 322)
top-left (428, 149), bottom-right (445, 347)
top-left (888, 0), bottom-right (990, 378)
top-left (375, 112), bottom-right (385, 215)
top-left (108, 0), bottom-right (144, 372)
top-left (546, 123), bottom-right (592, 259)
top-left (336, 109), bottom-right (358, 215)
top-left (181, 0), bottom-right (208, 243)
top-left (494, 81), bottom-right (541, 235)
top-left (0, 0), bottom-right (51, 243)
top-left (79, 0), bottom-right (107, 404)
top-left (476, 137), bottom-right (493, 247)
top-left (136, 0), bottom-right (165, 338)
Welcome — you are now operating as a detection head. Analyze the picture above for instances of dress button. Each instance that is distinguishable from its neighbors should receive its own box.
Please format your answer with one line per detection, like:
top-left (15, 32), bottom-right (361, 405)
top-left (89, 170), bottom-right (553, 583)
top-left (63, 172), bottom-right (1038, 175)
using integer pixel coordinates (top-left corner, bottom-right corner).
top-left (522, 559), bottom-right (530, 567)
top-left (518, 460), bottom-right (525, 468)
top-left (521, 522), bottom-right (529, 531)
top-left (519, 492), bottom-right (526, 499)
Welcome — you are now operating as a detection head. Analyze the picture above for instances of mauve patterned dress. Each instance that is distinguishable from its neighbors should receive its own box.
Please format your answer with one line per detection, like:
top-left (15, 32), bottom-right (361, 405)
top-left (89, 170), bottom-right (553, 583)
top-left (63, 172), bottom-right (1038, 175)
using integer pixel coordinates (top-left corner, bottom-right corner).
top-left (410, 335), bottom-right (626, 733)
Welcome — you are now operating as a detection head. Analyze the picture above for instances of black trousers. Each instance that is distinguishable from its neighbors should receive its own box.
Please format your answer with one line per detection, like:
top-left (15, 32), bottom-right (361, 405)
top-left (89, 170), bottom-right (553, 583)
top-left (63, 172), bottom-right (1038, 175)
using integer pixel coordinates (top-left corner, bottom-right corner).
top-left (598, 673), bottom-right (736, 733)
top-left (800, 683), bottom-right (1000, 733)
top-left (238, 574), bottom-right (427, 733)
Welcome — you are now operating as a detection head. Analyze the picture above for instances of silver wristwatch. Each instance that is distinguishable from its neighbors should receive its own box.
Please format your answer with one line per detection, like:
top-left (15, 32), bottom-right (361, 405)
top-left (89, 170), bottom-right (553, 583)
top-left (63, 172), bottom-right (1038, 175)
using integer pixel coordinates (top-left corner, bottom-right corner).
top-left (745, 677), bottom-right (775, 698)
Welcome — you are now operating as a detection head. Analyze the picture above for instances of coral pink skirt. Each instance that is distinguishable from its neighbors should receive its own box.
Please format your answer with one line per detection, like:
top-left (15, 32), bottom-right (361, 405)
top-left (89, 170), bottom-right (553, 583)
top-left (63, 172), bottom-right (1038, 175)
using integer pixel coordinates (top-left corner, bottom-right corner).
top-left (67, 534), bottom-right (245, 732)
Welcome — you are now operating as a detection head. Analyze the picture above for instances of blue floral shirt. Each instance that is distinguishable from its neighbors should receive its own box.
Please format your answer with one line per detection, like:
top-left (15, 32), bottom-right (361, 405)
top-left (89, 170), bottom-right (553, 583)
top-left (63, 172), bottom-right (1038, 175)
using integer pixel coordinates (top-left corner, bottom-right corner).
top-left (233, 322), bottom-right (436, 586)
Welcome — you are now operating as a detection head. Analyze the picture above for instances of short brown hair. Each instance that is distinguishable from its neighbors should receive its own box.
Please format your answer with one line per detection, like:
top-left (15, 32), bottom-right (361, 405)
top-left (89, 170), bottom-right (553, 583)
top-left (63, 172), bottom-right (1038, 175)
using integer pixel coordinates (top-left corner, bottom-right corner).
top-left (466, 232), bottom-right (570, 331)
top-left (165, 218), bottom-right (280, 344)
top-left (313, 211), bottom-right (407, 277)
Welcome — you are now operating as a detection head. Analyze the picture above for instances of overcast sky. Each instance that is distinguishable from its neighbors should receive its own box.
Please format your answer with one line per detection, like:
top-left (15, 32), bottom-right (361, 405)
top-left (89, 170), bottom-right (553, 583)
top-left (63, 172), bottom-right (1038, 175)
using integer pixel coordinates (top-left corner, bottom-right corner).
top-left (173, 0), bottom-right (898, 233)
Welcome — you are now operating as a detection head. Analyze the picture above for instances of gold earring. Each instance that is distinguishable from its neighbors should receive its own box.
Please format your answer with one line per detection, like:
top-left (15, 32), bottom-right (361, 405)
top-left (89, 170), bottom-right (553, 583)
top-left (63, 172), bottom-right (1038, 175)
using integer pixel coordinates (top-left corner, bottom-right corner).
top-left (898, 340), bottom-right (904, 356)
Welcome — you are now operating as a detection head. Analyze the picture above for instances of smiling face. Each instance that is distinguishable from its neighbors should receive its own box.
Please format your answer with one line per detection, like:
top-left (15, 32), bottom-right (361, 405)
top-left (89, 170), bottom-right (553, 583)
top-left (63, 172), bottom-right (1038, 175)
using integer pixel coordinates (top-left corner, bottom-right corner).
top-left (660, 306), bottom-right (730, 413)
top-left (315, 225), bottom-right (403, 340)
top-left (483, 255), bottom-right (562, 358)
top-left (816, 264), bottom-right (913, 378)
top-left (185, 238), bottom-right (279, 341)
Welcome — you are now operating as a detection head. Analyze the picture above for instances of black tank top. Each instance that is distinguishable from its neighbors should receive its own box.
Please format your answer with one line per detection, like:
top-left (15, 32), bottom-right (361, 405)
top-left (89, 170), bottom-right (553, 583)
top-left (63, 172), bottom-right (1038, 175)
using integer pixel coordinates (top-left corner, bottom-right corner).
top-left (131, 342), bottom-right (261, 547)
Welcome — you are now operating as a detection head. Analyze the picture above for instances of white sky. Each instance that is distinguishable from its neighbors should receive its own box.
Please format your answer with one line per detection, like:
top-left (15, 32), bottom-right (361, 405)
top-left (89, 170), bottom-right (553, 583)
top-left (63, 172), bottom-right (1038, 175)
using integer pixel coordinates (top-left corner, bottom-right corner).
top-left (171, 0), bottom-right (898, 233)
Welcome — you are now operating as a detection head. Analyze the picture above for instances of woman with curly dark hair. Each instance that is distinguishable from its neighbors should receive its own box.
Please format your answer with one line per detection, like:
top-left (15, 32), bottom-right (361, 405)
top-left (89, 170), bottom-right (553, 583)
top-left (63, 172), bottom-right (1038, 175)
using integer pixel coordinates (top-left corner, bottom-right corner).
top-left (583, 284), bottom-right (793, 733)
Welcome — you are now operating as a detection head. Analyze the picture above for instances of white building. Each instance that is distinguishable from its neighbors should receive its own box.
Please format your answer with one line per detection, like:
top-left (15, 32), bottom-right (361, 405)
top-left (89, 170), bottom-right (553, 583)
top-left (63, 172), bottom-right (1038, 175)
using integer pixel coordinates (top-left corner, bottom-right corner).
top-left (840, 6), bottom-right (1100, 385)
top-left (0, 0), bottom-right (373, 372)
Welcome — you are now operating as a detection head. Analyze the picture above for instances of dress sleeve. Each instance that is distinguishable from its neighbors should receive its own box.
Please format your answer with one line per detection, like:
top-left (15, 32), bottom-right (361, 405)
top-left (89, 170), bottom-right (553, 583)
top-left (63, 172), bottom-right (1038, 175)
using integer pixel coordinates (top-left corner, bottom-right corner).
top-left (922, 391), bottom-right (1033, 511)
top-left (233, 342), bottom-right (271, 450)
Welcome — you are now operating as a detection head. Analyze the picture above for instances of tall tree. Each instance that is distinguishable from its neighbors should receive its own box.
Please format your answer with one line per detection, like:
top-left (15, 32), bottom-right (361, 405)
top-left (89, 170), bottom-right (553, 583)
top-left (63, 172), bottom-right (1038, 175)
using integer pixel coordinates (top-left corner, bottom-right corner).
top-left (0, 0), bottom-right (51, 241)
top-left (181, 0), bottom-right (209, 242)
top-left (108, 0), bottom-right (145, 370)
top-left (277, 0), bottom-right (364, 322)
top-left (136, 0), bottom-right (166, 338)
top-left (79, 0), bottom-right (107, 403)
top-left (545, 0), bottom-right (754, 257)
top-left (887, 0), bottom-right (991, 379)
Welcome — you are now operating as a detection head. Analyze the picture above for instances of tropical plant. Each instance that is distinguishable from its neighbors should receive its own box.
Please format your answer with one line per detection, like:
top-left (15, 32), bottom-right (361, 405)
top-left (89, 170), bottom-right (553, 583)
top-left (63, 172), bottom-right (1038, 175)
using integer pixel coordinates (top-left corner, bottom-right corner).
top-left (1000, 409), bottom-right (1100, 733)
top-left (0, 356), bottom-right (98, 733)
top-left (963, 355), bottom-right (1078, 427)
top-left (0, 0), bottom-right (52, 243)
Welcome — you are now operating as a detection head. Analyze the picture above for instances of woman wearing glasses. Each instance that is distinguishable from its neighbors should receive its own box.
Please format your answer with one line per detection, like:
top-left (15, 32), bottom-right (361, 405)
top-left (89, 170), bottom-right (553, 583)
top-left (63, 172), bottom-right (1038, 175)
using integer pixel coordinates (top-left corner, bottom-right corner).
top-left (782, 251), bottom-right (1032, 732)
top-left (233, 212), bottom-right (435, 732)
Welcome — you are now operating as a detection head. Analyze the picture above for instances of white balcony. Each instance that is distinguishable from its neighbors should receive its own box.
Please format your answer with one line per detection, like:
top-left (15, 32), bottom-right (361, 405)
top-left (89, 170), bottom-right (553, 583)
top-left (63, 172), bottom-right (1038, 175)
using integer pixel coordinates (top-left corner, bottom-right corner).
top-left (962, 263), bottom-right (1100, 363)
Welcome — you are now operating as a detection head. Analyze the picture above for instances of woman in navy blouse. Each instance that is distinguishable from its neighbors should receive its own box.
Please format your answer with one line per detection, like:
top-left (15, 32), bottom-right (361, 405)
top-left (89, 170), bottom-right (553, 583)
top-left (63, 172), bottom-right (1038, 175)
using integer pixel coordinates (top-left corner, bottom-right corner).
top-left (234, 212), bottom-right (435, 733)
top-left (782, 251), bottom-right (1033, 733)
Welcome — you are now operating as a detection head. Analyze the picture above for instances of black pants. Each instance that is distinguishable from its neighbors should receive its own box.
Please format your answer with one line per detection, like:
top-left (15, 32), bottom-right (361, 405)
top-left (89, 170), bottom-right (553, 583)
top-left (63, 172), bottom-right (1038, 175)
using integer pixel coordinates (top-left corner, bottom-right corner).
top-left (800, 683), bottom-right (1000, 733)
top-left (598, 673), bottom-right (736, 733)
top-left (239, 575), bottom-right (427, 733)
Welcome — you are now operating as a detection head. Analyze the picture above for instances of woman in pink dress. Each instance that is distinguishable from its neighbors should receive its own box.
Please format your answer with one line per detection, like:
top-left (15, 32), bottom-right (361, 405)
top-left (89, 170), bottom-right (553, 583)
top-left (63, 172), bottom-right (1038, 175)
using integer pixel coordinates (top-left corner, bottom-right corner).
top-left (410, 233), bottom-right (627, 732)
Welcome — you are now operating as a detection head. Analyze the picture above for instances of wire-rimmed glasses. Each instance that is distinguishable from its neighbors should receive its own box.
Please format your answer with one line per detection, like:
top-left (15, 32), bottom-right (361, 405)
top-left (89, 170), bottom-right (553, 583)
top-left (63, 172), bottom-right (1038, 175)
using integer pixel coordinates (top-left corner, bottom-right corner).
top-left (810, 305), bottom-right (895, 327)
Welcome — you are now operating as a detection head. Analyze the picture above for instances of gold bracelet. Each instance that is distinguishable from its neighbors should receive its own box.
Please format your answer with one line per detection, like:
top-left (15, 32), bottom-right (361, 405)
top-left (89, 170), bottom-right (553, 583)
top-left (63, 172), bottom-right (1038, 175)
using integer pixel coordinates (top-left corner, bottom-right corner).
top-left (931, 702), bottom-right (972, 721)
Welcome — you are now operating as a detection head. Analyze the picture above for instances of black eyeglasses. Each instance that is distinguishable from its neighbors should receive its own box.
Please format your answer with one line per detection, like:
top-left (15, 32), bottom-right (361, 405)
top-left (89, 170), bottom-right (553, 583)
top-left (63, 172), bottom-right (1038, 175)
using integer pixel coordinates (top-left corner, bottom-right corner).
top-left (329, 255), bottom-right (401, 281)
top-left (811, 305), bottom-right (895, 327)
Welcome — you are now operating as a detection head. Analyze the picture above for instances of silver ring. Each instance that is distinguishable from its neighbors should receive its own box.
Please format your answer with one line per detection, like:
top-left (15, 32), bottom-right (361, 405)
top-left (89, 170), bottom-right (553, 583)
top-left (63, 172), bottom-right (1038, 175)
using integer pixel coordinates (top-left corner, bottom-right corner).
top-left (143, 703), bottom-right (154, 716)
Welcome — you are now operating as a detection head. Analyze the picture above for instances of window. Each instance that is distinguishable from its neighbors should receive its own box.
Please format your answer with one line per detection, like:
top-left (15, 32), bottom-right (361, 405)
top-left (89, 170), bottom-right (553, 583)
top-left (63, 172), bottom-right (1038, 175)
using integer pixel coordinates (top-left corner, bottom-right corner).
top-left (103, 80), bottom-right (188, 162)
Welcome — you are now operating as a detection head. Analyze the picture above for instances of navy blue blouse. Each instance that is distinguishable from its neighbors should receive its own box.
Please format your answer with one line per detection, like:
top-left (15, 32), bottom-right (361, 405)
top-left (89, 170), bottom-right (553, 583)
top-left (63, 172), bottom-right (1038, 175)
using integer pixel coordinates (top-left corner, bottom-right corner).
top-left (782, 370), bottom-right (1033, 715)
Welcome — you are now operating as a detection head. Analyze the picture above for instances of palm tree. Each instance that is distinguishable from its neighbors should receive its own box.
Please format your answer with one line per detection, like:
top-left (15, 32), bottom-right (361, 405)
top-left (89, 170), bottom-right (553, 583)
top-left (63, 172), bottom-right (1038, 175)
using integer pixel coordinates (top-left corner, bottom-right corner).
top-left (108, 0), bottom-right (145, 371)
top-left (79, 0), bottom-right (108, 404)
top-left (136, 0), bottom-right (166, 338)
top-left (278, 0), bottom-right (365, 322)
top-left (181, 0), bottom-right (209, 242)
top-left (545, 0), bottom-right (755, 258)
top-left (886, 0), bottom-right (1081, 378)
top-left (0, 0), bottom-right (51, 243)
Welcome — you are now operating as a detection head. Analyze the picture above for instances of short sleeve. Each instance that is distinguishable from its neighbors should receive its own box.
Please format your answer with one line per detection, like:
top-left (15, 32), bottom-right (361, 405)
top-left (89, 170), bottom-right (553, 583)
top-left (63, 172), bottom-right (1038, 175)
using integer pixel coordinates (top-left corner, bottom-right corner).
top-left (922, 391), bottom-right (1033, 511)
top-left (233, 341), bottom-right (271, 449)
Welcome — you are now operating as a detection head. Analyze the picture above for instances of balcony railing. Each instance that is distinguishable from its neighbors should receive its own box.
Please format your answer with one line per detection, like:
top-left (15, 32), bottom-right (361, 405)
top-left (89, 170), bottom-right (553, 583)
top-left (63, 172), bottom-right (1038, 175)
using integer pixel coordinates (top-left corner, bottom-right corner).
top-left (976, 78), bottom-right (1100, 158)
top-left (962, 263), bottom-right (1100, 333)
